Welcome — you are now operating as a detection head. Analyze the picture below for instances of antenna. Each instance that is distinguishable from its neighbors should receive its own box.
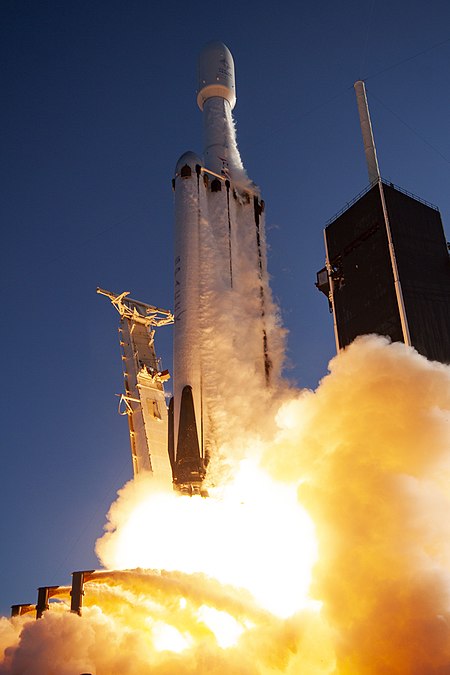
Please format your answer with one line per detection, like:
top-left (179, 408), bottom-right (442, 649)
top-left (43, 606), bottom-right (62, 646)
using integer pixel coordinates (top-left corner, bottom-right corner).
top-left (354, 80), bottom-right (380, 184)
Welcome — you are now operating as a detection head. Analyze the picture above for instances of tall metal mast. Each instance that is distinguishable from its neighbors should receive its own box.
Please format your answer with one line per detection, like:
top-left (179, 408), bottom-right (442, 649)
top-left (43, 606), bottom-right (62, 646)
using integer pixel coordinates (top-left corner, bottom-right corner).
top-left (354, 80), bottom-right (380, 185)
top-left (353, 82), bottom-right (411, 347)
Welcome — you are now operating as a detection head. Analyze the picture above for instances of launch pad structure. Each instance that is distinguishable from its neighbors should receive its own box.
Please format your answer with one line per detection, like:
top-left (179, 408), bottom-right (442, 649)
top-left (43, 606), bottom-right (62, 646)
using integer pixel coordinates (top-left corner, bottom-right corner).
top-left (317, 81), bottom-right (450, 364)
top-left (97, 288), bottom-right (173, 482)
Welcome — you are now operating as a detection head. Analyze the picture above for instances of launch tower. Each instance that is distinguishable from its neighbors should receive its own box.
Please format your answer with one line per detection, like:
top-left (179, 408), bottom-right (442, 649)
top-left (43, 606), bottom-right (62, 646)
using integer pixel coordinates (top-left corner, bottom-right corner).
top-left (317, 82), bottom-right (450, 363)
top-left (97, 288), bottom-right (173, 481)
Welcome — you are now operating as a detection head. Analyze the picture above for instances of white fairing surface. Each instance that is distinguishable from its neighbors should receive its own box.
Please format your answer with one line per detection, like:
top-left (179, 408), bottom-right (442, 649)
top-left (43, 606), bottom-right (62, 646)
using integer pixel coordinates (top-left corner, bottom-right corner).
top-left (173, 149), bottom-right (284, 475)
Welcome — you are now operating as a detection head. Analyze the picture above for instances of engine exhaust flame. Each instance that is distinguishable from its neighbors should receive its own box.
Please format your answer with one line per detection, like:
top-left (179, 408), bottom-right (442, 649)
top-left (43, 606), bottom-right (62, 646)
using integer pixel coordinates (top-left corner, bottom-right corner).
top-left (1, 336), bottom-right (449, 674)
top-left (95, 459), bottom-right (318, 618)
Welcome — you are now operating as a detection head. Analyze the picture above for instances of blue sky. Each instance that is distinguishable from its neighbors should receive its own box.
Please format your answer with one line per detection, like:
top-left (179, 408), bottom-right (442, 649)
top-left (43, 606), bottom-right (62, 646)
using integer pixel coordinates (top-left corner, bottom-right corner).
top-left (1, 0), bottom-right (449, 615)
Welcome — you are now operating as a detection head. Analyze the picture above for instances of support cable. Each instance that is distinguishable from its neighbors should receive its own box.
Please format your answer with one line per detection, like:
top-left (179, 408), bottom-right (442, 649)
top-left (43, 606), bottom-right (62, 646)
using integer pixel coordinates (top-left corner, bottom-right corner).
top-left (370, 91), bottom-right (450, 166)
top-left (363, 36), bottom-right (450, 81)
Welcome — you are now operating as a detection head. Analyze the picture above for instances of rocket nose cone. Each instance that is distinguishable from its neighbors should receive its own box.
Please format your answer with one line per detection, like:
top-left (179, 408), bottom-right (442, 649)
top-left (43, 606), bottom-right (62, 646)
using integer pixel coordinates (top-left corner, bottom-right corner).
top-left (175, 151), bottom-right (202, 176)
top-left (198, 40), bottom-right (233, 64)
top-left (197, 41), bottom-right (236, 111)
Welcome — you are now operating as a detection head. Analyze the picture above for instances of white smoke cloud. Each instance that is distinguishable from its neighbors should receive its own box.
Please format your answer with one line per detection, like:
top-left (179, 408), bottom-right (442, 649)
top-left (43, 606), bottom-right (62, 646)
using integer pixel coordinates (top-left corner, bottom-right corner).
top-left (265, 335), bottom-right (450, 674)
top-left (2, 336), bottom-right (449, 673)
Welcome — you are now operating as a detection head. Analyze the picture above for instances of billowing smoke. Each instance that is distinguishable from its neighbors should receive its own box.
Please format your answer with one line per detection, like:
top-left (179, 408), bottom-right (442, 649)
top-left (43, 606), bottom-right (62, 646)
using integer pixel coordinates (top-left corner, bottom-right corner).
top-left (1, 335), bottom-right (449, 673)
top-left (266, 335), bottom-right (450, 673)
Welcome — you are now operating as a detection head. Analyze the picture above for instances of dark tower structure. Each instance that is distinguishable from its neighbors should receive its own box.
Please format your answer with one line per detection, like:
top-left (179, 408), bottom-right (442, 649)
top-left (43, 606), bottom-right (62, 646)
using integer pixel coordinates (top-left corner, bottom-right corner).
top-left (317, 82), bottom-right (450, 364)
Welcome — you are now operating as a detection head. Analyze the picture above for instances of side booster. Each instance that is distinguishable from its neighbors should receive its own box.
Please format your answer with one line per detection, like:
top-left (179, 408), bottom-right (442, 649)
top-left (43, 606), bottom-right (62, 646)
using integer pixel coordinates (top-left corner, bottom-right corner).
top-left (169, 43), bottom-right (272, 495)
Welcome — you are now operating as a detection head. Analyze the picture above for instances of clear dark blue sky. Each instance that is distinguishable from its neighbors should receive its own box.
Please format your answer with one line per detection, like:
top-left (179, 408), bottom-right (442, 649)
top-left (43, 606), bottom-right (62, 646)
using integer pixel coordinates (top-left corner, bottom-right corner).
top-left (1, 0), bottom-right (449, 615)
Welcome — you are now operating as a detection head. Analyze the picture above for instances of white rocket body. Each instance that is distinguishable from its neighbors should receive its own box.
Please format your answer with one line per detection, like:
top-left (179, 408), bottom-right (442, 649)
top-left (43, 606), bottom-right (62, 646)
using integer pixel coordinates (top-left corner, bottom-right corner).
top-left (170, 43), bottom-right (281, 492)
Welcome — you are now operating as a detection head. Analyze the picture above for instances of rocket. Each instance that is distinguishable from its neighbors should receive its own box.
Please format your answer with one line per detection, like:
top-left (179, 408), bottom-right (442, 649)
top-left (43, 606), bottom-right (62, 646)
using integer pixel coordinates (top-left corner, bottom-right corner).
top-left (99, 43), bottom-right (282, 494)
top-left (169, 42), bottom-right (278, 495)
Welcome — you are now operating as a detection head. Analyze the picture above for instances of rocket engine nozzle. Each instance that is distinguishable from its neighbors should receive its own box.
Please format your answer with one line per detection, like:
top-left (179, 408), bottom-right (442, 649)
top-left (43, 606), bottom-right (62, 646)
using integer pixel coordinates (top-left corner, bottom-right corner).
top-left (168, 387), bottom-right (209, 497)
top-left (174, 464), bottom-right (209, 498)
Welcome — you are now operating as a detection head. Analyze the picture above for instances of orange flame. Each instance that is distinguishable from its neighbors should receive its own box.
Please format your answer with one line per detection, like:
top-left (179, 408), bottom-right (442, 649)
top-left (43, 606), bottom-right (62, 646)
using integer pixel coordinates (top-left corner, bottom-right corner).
top-left (2, 337), bottom-right (450, 674)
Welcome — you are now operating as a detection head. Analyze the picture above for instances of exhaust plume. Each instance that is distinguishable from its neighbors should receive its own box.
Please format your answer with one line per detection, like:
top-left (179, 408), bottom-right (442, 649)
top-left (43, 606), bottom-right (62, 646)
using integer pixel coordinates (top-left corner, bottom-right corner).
top-left (1, 336), bottom-right (449, 673)
top-left (265, 335), bottom-right (450, 673)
